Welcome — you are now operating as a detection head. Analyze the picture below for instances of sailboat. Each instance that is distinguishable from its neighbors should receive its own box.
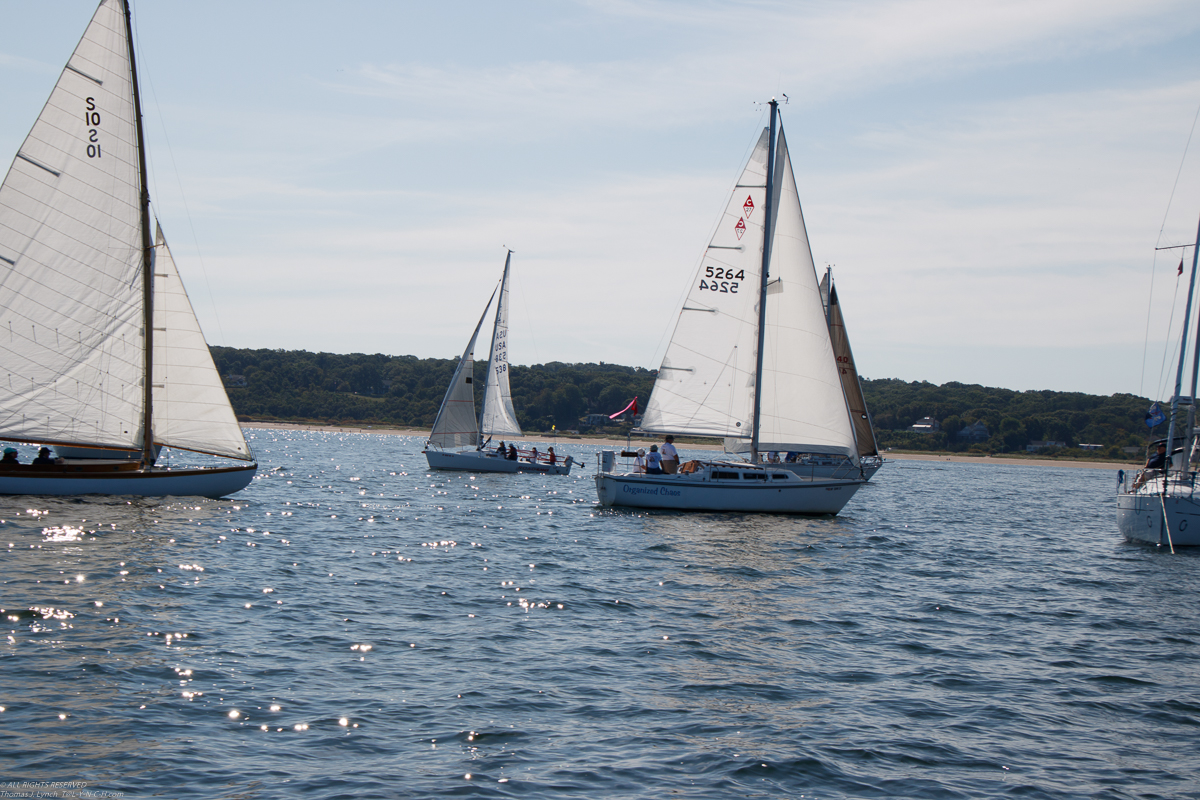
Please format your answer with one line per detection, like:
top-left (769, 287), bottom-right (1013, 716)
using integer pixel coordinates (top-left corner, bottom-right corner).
top-left (423, 251), bottom-right (573, 475)
top-left (594, 100), bottom-right (864, 514)
top-left (1116, 215), bottom-right (1200, 547)
top-left (0, 0), bottom-right (256, 498)
top-left (775, 269), bottom-right (884, 481)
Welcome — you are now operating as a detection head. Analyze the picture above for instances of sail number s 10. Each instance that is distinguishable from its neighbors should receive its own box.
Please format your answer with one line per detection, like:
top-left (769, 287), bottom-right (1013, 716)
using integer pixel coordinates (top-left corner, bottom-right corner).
top-left (698, 266), bottom-right (744, 294)
top-left (84, 97), bottom-right (102, 158)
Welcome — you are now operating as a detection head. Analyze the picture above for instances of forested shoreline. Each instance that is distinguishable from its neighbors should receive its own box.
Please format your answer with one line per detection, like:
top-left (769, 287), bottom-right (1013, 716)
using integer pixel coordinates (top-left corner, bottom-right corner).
top-left (211, 346), bottom-right (1157, 460)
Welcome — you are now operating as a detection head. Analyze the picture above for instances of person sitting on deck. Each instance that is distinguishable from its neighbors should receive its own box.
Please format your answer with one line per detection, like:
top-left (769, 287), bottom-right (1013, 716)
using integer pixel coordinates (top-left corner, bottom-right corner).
top-left (645, 445), bottom-right (664, 475)
top-left (1133, 442), bottom-right (1169, 491)
top-left (496, 441), bottom-right (506, 456)
top-left (547, 447), bottom-right (557, 465)
top-left (506, 444), bottom-right (518, 461)
top-left (32, 447), bottom-right (58, 465)
top-left (1, 447), bottom-right (18, 465)
top-left (530, 447), bottom-right (539, 464)
top-left (1146, 442), bottom-right (1168, 471)
top-left (634, 448), bottom-right (647, 473)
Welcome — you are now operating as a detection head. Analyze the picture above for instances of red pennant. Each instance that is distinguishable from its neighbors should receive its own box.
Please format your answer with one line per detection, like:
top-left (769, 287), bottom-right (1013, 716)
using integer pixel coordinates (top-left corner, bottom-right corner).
top-left (609, 397), bottom-right (638, 420)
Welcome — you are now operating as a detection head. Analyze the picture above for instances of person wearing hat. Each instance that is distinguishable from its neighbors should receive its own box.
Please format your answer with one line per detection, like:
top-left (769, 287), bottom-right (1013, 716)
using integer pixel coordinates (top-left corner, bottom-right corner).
top-left (634, 448), bottom-right (647, 473)
top-left (32, 447), bottom-right (56, 465)
top-left (1, 447), bottom-right (18, 465)
top-left (660, 435), bottom-right (679, 474)
top-left (645, 444), bottom-right (664, 474)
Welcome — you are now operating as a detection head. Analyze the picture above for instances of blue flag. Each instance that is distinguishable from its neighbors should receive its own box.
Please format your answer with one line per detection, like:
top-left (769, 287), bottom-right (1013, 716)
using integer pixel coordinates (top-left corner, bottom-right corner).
top-left (1146, 402), bottom-right (1166, 428)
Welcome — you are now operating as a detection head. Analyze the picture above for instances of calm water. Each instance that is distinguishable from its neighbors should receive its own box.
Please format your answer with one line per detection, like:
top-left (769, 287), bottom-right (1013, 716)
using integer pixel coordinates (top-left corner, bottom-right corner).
top-left (1, 430), bottom-right (1198, 799)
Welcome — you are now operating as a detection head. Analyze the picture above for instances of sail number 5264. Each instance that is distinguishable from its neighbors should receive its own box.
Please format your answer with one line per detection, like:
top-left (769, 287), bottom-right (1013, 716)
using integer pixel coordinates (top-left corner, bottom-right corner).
top-left (699, 266), bottom-right (743, 294)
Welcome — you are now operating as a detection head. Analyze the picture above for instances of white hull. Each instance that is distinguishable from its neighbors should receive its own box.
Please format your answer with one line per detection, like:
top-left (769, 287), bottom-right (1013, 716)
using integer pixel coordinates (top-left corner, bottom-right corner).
top-left (776, 457), bottom-right (883, 481)
top-left (595, 462), bottom-right (862, 514)
top-left (1116, 474), bottom-right (1200, 546)
top-left (0, 464), bottom-right (256, 499)
top-left (424, 449), bottom-right (573, 475)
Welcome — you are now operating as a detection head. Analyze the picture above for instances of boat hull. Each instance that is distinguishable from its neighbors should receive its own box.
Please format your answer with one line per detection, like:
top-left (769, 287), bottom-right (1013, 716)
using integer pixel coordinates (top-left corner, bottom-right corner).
top-left (0, 463), bottom-right (256, 499)
top-left (594, 470), bottom-right (862, 514)
top-left (1116, 481), bottom-right (1200, 547)
top-left (424, 449), bottom-right (573, 475)
top-left (776, 458), bottom-right (883, 482)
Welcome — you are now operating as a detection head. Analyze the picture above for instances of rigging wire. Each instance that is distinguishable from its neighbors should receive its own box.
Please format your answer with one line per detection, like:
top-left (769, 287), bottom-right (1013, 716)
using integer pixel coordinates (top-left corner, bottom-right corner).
top-left (130, 1), bottom-right (230, 348)
top-left (1143, 98), bottom-right (1200, 398)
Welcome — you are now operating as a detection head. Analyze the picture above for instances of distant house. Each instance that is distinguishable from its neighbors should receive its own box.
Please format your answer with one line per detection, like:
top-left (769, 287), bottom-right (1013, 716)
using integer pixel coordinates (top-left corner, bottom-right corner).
top-left (584, 414), bottom-right (610, 426)
top-left (958, 421), bottom-right (989, 442)
top-left (1027, 440), bottom-right (1067, 452)
top-left (1078, 443), bottom-right (1102, 451)
top-left (910, 416), bottom-right (940, 432)
top-left (223, 374), bottom-right (247, 388)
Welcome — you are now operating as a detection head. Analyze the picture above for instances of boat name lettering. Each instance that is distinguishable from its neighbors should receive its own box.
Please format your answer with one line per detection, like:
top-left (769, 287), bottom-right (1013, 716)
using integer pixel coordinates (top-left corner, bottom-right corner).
top-left (621, 484), bottom-right (681, 498)
top-left (84, 97), bottom-right (101, 158)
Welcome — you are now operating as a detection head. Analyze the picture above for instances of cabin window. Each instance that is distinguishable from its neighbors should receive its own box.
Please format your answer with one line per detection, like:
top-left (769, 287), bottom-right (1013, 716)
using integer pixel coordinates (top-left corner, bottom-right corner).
top-left (712, 471), bottom-right (740, 480)
top-left (743, 472), bottom-right (767, 481)
top-left (771, 473), bottom-right (788, 480)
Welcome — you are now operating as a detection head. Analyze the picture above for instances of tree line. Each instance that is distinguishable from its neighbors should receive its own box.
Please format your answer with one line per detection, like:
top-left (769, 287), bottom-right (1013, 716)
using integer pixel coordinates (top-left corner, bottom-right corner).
top-left (211, 347), bottom-right (1158, 458)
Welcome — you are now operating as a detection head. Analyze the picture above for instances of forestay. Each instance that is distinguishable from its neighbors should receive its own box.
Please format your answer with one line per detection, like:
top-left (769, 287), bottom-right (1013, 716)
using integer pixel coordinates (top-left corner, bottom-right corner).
top-left (479, 251), bottom-right (522, 439)
top-left (0, 0), bottom-right (144, 450)
top-left (151, 225), bottom-right (253, 460)
top-left (640, 130), bottom-right (770, 440)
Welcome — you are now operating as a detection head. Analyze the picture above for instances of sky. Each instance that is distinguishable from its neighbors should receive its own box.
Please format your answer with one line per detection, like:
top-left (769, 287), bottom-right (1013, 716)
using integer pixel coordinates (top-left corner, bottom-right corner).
top-left (3, 0), bottom-right (1200, 399)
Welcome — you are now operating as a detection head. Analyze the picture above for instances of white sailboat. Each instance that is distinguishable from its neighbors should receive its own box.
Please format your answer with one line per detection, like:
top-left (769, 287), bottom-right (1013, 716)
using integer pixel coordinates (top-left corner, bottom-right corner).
top-left (423, 251), bottom-right (573, 475)
top-left (0, 0), bottom-right (256, 498)
top-left (773, 269), bottom-right (884, 481)
top-left (594, 100), bottom-right (864, 514)
top-left (1117, 215), bottom-right (1200, 547)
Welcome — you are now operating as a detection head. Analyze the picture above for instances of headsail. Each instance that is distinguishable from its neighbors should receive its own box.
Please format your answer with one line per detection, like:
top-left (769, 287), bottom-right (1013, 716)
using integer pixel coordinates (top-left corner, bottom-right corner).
top-left (479, 251), bottom-right (522, 438)
top-left (756, 128), bottom-right (857, 459)
top-left (640, 129), bottom-right (770, 439)
top-left (827, 283), bottom-right (878, 457)
top-left (0, 0), bottom-right (144, 450)
top-left (151, 224), bottom-right (253, 461)
top-left (428, 289), bottom-right (495, 450)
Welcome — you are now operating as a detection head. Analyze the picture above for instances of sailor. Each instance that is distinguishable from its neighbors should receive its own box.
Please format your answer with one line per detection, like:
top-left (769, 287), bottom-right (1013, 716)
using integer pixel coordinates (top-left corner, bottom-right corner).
top-left (32, 447), bottom-right (56, 465)
top-left (1145, 442), bottom-right (1168, 470)
top-left (645, 444), bottom-right (664, 475)
top-left (660, 435), bottom-right (679, 474)
top-left (1, 447), bottom-right (18, 465)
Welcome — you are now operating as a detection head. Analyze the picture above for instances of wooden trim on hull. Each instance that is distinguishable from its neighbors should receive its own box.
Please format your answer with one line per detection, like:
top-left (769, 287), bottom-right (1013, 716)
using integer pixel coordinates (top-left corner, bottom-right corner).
top-left (594, 473), bottom-right (862, 515)
top-left (0, 463), bottom-right (256, 498)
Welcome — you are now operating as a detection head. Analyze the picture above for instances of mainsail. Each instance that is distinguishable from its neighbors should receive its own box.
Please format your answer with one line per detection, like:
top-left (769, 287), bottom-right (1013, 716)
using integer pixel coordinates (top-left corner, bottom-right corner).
top-left (827, 282), bottom-right (878, 457)
top-left (641, 120), bottom-right (857, 461)
top-left (427, 290), bottom-right (495, 450)
top-left (151, 225), bottom-right (253, 460)
top-left (0, 0), bottom-right (144, 450)
top-left (639, 130), bottom-right (770, 440)
top-left (479, 251), bottom-right (522, 438)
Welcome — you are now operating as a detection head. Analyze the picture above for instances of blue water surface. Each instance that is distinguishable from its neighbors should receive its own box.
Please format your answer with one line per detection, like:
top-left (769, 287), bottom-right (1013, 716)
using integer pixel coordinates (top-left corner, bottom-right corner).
top-left (1, 430), bottom-right (1197, 799)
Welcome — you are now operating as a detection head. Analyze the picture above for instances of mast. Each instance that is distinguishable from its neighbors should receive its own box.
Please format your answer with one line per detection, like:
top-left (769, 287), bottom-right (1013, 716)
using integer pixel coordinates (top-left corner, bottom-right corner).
top-left (750, 98), bottom-right (778, 462)
top-left (123, 0), bottom-right (156, 464)
top-left (1163, 212), bottom-right (1200, 480)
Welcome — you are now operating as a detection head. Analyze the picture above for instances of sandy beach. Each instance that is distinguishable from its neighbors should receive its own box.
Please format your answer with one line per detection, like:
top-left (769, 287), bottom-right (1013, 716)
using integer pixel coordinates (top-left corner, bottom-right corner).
top-left (244, 422), bottom-right (1129, 471)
